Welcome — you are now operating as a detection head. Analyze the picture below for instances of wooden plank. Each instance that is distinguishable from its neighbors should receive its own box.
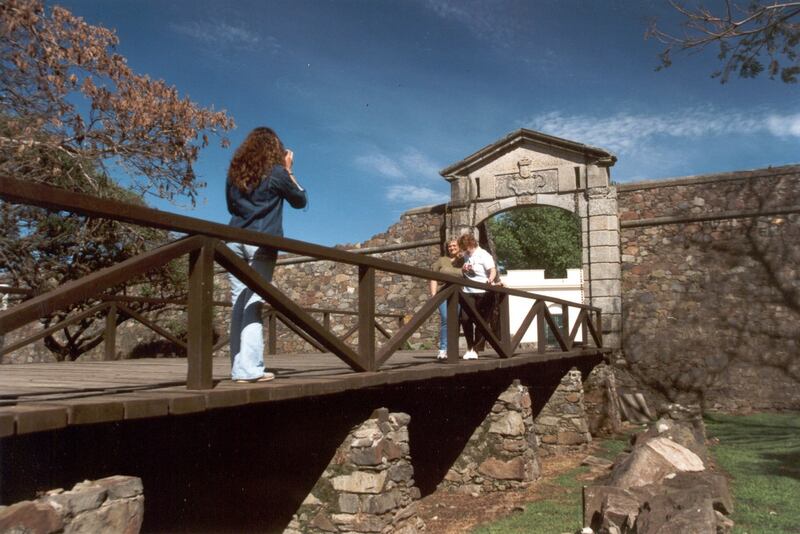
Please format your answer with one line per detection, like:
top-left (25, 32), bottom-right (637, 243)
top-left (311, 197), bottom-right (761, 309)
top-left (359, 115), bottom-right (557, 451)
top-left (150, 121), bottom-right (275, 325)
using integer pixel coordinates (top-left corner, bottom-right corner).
top-left (105, 303), bottom-right (117, 361)
top-left (187, 239), bottom-right (216, 389)
top-left (358, 266), bottom-right (376, 371)
top-left (201, 384), bottom-right (250, 409)
top-left (0, 405), bottom-right (68, 435)
top-left (446, 288), bottom-right (460, 362)
top-left (275, 312), bottom-right (326, 352)
top-left (128, 390), bottom-right (207, 415)
top-left (0, 236), bottom-right (204, 334)
top-left (104, 394), bottom-right (170, 420)
top-left (44, 398), bottom-right (125, 426)
top-left (0, 410), bottom-right (15, 437)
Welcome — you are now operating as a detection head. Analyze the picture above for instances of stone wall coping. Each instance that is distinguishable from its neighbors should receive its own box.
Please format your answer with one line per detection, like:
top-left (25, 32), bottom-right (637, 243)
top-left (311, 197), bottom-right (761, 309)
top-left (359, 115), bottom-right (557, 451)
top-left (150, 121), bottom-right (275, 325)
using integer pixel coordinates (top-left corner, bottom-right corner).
top-left (401, 203), bottom-right (447, 216)
top-left (620, 205), bottom-right (800, 229)
top-left (616, 164), bottom-right (800, 192)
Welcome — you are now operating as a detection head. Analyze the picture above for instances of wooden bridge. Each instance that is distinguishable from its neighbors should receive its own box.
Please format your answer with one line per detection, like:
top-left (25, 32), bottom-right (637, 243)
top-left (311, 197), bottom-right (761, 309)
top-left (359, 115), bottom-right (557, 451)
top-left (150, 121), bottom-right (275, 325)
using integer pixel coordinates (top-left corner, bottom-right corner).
top-left (0, 175), bottom-right (608, 529)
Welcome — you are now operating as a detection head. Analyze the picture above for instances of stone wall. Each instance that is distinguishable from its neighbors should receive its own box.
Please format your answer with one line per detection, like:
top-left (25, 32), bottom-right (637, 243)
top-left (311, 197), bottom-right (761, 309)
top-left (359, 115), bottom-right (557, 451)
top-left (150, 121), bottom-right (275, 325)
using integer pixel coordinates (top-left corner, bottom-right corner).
top-left (0, 476), bottom-right (144, 534)
top-left (617, 165), bottom-right (800, 412)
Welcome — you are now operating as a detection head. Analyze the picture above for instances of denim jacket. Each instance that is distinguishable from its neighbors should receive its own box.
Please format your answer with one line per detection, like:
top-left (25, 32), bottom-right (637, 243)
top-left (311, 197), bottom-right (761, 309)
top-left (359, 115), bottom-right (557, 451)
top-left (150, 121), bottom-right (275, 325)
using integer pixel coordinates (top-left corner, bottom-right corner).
top-left (226, 165), bottom-right (307, 237)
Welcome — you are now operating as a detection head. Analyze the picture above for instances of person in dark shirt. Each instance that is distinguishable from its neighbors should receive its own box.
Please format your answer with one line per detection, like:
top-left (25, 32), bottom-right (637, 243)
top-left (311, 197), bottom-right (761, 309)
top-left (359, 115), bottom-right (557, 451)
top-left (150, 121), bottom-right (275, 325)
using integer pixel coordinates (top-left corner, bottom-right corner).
top-left (226, 127), bottom-right (307, 383)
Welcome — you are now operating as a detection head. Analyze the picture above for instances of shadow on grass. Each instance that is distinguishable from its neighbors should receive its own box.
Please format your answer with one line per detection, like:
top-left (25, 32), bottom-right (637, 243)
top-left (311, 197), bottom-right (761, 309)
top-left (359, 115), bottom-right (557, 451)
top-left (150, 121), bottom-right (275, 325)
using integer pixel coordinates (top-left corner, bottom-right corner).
top-left (706, 412), bottom-right (800, 480)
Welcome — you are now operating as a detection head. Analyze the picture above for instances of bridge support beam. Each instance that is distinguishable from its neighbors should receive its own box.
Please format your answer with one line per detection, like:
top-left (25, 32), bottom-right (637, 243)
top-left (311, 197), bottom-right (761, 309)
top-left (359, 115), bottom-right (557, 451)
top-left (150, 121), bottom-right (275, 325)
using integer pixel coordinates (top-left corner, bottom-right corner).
top-left (438, 380), bottom-right (540, 494)
top-left (531, 367), bottom-right (593, 456)
top-left (285, 408), bottom-right (425, 534)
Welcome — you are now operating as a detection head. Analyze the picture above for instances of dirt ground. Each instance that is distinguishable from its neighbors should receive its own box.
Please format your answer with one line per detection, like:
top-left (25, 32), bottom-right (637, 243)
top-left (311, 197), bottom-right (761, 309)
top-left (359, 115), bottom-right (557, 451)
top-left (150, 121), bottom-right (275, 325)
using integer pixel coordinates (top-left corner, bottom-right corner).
top-left (416, 447), bottom-right (605, 534)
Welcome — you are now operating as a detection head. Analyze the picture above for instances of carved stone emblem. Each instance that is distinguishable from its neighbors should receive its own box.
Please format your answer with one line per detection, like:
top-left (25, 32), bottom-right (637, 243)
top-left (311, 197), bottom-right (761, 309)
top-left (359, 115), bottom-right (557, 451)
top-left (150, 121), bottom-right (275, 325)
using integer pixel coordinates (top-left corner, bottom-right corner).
top-left (517, 158), bottom-right (532, 178)
top-left (495, 168), bottom-right (557, 197)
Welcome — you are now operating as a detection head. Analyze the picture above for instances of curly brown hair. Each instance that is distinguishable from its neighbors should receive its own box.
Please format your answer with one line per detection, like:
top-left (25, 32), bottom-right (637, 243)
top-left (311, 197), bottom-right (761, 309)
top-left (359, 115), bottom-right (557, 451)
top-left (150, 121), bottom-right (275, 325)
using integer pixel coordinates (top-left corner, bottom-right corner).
top-left (227, 127), bottom-right (285, 192)
top-left (458, 233), bottom-right (478, 250)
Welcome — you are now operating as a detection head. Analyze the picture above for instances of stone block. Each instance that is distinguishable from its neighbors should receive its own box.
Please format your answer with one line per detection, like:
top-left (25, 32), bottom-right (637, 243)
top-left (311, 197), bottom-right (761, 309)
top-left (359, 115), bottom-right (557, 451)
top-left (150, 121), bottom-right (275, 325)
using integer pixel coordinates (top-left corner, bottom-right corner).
top-left (558, 164), bottom-right (584, 192)
top-left (591, 296), bottom-right (621, 314)
top-left (557, 431), bottom-right (587, 445)
top-left (488, 412), bottom-right (525, 437)
top-left (588, 245), bottom-right (620, 263)
top-left (588, 198), bottom-right (618, 217)
top-left (362, 492), bottom-right (398, 515)
top-left (331, 471), bottom-right (388, 494)
top-left (338, 493), bottom-right (360, 513)
top-left (477, 457), bottom-right (530, 481)
top-left (588, 230), bottom-right (619, 247)
top-left (587, 165), bottom-right (609, 188)
top-left (45, 486), bottom-right (106, 516)
top-left (591, 279), bottom-right (621, 298)
top-left (610, 437), bottom-right (704, 489)
top-left (586, 262), bottom-right (620, 281)
top-left (589, 215), bottom-right (619, 231)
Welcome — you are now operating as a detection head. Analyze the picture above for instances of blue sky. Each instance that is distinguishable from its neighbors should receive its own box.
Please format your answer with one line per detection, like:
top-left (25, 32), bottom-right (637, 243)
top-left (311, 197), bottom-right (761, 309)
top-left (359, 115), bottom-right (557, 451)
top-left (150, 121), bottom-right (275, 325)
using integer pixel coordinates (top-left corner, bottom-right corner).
top-left (57, 0), bottom-right (799, 246)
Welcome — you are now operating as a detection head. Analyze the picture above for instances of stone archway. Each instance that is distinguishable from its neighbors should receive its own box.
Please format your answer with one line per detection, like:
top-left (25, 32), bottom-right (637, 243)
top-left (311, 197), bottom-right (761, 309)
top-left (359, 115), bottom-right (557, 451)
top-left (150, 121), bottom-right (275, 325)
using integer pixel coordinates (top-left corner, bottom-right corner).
top-left (439, 129), bottom-right (622, 349)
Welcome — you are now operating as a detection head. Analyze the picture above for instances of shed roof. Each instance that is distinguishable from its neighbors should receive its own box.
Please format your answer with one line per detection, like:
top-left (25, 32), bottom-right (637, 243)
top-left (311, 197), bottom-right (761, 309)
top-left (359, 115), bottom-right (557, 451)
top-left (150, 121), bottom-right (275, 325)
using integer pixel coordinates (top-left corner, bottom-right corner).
top-left (439, 128), bottom-right (616, 179)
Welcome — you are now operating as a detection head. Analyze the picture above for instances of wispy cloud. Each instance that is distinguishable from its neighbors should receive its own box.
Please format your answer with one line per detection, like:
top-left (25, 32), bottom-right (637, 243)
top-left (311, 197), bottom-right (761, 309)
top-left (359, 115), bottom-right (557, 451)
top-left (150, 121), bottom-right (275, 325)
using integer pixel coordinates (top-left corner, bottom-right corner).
top-left (171, 20), bottom-right (276, 52)
top-left (355, 148), bottom-right (442, 180)
top-left (355, 147), bottom-right (448, 205)
top-left (386, 185), bottom-right (450, 205)
top-left (355, 153), bottom-right (405, 179)
top-left (421, 0), bottom-right (525, 49)
top-left (523, 108), bottom-right (800, 155)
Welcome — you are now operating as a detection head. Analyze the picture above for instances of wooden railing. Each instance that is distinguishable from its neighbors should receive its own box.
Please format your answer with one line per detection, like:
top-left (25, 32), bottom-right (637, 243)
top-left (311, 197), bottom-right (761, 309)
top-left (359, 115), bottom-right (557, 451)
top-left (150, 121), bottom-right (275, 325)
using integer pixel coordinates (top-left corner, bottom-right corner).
top-left (0, 175), bottom-right (604, 389)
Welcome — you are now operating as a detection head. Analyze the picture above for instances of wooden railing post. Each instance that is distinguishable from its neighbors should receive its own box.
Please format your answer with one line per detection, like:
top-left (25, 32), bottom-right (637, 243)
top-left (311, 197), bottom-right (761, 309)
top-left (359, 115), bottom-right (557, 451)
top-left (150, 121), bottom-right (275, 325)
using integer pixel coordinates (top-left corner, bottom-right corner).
top-left (267, 310), bottom-right (277, 355)
top-left (358, 265), bottom-right (376, 371)
top-left (498, 293), bottom-right (511, 356)
top-left (595, 309), bottom-right (603, 347)
top-left (446, 287), bottom-right (460, 362)
top-left (537, 301), bottom-right (547, 354)
top-left (187, 238), bottom-right (215, 389)
top-left (323, 311), bottom-right (331, 331)
top-left (104, 302), bottom-right (117, 361)
top-left (561, 303), bottom-right (571, 350)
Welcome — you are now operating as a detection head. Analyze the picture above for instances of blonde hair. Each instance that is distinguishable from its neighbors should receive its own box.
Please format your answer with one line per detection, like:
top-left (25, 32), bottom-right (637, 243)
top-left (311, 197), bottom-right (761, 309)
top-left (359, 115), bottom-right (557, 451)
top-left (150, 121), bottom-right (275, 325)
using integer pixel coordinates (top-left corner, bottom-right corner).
top-left (457, 233), bottom-right (478, 250)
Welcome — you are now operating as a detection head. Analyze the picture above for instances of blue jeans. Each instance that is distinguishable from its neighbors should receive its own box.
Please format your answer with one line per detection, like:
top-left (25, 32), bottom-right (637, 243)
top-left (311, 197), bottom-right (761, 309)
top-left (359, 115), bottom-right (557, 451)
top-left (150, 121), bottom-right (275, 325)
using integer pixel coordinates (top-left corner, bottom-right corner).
top-left (228, 243), bottom-right (277, 380)
top-left (438, 301), bottom-right (447, 350)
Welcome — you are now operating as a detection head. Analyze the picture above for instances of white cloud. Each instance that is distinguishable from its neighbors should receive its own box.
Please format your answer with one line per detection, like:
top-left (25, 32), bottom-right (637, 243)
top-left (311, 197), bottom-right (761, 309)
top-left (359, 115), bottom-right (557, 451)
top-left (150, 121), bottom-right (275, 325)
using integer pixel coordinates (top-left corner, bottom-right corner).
top-left (767, 113), bottom-right (800, 138)
top-left (355, 148), bottom-right (442, 180)
top-left (171, 20), bottom-right (273, 52)
top-left (386, 185), bottom-right (449, 205)
top-left (523, 108), bottom-right (800, 156)
top-left (355, 153), bottom-right (405, 179)
top-left (421, 0), bottom-right (524, 49)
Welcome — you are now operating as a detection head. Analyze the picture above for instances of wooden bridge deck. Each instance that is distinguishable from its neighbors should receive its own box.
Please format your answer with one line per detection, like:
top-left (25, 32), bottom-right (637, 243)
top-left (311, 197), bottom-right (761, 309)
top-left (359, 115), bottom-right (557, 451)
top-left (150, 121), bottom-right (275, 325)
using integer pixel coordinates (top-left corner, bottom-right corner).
top-left (0, 348), bottom-right (606, 437)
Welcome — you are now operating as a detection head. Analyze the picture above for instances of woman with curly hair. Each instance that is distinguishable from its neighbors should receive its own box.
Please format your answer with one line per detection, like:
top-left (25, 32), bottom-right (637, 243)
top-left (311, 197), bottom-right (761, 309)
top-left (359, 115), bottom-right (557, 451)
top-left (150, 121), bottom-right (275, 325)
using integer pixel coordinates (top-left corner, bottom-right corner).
top-left (226, 127), bottom-right (307, 383)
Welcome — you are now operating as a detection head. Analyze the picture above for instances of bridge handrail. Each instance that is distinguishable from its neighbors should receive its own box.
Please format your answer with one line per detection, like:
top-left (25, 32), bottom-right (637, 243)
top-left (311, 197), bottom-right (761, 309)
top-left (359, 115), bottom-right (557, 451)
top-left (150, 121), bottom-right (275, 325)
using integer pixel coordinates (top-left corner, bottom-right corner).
top-left (0, 176), bottom-right (599, 311)
top-left (0, 175), bottom-right (604, 389)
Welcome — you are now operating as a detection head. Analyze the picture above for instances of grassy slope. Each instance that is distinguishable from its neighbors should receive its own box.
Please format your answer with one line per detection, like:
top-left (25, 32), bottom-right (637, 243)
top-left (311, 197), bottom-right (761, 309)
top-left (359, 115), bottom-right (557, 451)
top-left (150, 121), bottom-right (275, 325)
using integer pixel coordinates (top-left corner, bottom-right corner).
top-left (705, 412), bottom-right (800, 534)
top-left (473, 412), bottom-right (800, 534)
top-left (471, 437), bottom-right (629, 534)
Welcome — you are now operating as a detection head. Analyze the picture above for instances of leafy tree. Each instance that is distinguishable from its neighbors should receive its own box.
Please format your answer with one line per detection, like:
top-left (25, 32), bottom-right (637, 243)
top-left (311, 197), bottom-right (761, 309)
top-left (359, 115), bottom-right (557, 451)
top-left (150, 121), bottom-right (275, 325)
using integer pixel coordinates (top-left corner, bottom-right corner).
top-left (486, 206), bottom-right (581, 278)
top-left (648, 1), bottom-right (800, 83)
top-left (0, 0), bottom-right (234, 360)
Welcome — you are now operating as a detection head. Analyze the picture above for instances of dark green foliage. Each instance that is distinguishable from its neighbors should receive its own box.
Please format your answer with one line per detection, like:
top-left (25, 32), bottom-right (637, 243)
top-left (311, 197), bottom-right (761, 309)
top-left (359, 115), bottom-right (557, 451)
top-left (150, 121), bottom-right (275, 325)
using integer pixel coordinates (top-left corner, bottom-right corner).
top-left (486, 206), bottom-right (581, 278)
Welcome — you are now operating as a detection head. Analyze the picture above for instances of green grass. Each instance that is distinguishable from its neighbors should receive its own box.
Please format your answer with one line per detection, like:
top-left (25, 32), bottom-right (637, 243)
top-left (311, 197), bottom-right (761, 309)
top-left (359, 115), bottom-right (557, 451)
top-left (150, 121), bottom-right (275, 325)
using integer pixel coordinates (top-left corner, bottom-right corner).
top-left (705, 412), bottom-right (800, 534)
top-left (471, 434), bottom-right (631, 534)
top-left (472, 413), bottom-right (800, 534)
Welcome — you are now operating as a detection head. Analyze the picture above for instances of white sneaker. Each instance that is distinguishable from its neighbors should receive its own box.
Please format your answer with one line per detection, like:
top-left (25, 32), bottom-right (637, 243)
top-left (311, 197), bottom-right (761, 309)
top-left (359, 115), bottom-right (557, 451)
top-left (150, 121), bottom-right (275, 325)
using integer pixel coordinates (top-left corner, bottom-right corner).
top-left (462, 349), bottom-right (478, 360)
top-left (436, 350), bottom-right (447, 360)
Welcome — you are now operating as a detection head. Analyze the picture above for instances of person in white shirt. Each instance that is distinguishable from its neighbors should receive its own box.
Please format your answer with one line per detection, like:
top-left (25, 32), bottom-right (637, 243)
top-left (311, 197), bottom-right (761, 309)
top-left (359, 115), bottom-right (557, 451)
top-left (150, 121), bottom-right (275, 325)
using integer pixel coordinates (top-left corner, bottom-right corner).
top-left (457, 233), bottom-right (497, 360)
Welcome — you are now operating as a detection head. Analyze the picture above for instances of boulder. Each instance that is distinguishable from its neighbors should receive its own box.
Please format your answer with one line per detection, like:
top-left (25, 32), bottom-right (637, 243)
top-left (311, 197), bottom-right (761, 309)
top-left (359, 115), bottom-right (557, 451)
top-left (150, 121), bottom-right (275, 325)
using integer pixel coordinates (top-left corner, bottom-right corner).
top-left (610, 437), bottom-right (704, 488)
